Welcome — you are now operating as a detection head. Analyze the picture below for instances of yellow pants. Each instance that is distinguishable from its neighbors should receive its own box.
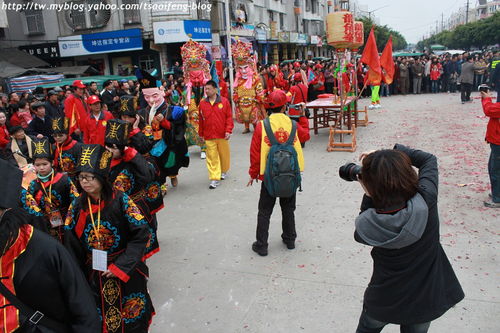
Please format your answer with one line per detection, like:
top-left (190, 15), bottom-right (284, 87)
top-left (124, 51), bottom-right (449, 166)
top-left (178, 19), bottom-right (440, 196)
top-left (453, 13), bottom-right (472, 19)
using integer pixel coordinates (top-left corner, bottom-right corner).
top-left (205, 138), bottom-right (230, 180)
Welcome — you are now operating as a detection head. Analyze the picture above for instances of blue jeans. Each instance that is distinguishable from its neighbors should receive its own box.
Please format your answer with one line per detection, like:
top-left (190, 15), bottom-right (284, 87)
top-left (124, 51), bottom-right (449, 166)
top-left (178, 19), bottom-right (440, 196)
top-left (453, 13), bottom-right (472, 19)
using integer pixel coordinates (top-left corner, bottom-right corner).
top-left (431, 80), bottom-right (438, 93)
top-left (489, 143), bottom-right (500, 203)
top-left (356, 310), bottom-right (431, 333)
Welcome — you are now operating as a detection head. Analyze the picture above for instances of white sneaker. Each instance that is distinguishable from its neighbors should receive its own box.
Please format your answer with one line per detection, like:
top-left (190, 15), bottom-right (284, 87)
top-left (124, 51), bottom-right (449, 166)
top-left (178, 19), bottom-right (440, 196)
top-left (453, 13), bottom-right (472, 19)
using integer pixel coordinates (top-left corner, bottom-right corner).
top-left (368, 104), bottom-right (375, 109)
top-left (375, 104), bottom-right (382, 109)
top-left (221, 173), bottom-right (226, 180)
top-left (200, 152), bottom-right (206, 159)
top-left (209, 180), bottom-right (220, 189)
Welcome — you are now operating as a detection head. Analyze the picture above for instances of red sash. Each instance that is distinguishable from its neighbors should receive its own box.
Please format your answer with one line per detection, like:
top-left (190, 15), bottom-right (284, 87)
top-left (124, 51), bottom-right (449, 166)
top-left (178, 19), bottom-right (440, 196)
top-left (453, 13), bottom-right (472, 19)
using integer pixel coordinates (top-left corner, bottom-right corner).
top-left (0, 225), bottom-right (34, 332)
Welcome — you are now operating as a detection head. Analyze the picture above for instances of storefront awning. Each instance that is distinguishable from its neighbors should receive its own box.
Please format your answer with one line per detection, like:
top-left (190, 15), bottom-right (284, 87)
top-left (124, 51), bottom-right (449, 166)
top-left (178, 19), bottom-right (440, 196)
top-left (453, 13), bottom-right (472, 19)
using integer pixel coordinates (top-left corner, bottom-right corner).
top-left (0, 48), bottom-right (48, 68)
top-left (37, 66), bottom-right (99, 76)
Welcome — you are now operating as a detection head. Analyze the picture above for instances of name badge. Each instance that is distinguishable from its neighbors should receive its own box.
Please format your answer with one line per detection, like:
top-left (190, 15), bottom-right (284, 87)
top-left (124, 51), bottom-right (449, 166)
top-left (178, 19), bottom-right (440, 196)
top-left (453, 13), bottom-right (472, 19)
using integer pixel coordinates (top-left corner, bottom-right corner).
top-left (49, 210), bottom-right (63, 227)
top-left (92, 249), bottom-right (108, 272)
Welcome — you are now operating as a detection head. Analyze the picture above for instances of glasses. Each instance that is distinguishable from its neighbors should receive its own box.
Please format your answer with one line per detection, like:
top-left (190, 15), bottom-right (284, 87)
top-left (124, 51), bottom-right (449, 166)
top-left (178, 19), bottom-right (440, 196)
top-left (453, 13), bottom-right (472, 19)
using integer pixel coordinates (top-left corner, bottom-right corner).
top-left (78, 175), bottom-right (96, 182)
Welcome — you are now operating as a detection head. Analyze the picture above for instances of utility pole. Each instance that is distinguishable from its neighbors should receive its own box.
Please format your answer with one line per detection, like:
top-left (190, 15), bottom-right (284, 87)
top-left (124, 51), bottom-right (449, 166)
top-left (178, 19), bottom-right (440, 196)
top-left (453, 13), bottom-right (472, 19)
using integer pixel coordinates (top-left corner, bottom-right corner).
top-left (441, 13), bottom-right (444, 31)
top-left (465, 0), bottom-right (470, 24)
top-left (436, 20), bottom-right (438, 33)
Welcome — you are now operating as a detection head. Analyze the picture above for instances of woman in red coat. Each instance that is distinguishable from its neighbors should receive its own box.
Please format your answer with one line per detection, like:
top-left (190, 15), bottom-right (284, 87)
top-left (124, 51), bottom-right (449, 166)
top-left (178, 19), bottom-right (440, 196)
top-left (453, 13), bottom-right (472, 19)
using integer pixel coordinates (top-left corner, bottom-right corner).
top-left (0, 111), bottom-right (9, 149)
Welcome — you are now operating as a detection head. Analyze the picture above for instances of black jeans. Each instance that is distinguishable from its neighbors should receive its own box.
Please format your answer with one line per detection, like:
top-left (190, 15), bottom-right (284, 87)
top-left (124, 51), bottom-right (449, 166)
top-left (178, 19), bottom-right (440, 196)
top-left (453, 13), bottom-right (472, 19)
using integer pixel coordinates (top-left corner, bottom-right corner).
top-left (461, 83), bottom-right (472, 102)
top-left (356, 310), bottom-right (431, 333)
top-left (256, 183), bottom-right (296, 247)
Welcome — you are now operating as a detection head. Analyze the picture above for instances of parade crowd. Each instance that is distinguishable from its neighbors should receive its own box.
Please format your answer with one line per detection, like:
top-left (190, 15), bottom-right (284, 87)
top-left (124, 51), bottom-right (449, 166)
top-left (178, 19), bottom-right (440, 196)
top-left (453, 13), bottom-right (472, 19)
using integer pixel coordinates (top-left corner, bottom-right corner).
top-left (1, 38), bottom-right (499, 333)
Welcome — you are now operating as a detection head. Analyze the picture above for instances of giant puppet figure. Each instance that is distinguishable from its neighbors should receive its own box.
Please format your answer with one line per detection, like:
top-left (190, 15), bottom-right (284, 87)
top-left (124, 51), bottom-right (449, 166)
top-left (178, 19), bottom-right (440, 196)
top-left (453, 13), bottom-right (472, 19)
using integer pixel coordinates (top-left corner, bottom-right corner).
top-left (136, 68), bottom-right (189, 188)
top-left (181, 39), bottom-right (211, 158)
top-left (231, 40), bottom-right (266, 134)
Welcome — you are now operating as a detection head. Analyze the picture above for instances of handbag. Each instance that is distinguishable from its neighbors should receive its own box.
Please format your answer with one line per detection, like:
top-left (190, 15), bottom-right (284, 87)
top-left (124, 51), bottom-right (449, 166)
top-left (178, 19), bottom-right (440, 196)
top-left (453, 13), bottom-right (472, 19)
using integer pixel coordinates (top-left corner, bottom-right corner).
top-left (0, 279), bottom-right (69, 332)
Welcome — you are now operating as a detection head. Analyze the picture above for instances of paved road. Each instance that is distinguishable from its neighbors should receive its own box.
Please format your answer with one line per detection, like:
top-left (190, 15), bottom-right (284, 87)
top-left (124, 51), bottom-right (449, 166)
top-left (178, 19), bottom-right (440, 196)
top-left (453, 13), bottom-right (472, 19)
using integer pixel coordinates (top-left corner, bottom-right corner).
top-left (148, 92), bottom-right (499, 333)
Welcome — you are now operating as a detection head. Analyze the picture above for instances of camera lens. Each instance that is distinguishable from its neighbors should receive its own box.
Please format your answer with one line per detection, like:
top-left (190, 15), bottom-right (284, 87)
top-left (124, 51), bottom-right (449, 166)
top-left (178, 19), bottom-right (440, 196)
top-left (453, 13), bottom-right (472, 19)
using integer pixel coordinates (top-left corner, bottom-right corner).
top-left (339, 163), bottom-right (362, 182)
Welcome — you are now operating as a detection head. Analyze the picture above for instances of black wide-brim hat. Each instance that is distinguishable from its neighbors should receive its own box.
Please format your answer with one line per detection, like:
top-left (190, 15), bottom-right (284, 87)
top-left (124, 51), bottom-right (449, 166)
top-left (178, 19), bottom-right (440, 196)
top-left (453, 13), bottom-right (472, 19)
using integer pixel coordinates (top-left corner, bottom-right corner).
top-left (77, 144), bottom-right (112, 178)
top-left (105, 119), bottom-right (130, 147)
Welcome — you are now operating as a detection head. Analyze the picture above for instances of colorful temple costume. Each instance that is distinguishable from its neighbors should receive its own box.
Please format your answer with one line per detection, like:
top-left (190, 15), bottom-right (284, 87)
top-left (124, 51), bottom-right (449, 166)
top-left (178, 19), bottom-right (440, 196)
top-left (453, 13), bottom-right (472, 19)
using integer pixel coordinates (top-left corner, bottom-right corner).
top-left (52, 116), bottom-right (82, 182)
top-left (232, 40), bottom-right (266, 133)
top-left (64, 144), bottom-right (154, 333)
top-left (105, 119), bottom-right (160, 259)
top-left (181, 39), bottom-right (211, 156)
top-left (21, 137), bottom-right (79, 242)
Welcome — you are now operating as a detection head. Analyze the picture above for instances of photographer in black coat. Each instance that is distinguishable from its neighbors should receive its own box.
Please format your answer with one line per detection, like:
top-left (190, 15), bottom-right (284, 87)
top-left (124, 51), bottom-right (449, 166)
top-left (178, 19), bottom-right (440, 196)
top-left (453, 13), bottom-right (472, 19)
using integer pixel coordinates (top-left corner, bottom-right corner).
top-left (340, 144), bottom-right (464, 333)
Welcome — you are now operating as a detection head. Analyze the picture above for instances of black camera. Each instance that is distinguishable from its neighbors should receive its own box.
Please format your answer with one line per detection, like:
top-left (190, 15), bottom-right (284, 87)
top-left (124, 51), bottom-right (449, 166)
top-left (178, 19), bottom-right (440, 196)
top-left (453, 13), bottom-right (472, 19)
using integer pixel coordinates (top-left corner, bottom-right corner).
top-left (339, 162), bottom-right (362, 182)
top-left (478, 84), bottom-right (490, 93)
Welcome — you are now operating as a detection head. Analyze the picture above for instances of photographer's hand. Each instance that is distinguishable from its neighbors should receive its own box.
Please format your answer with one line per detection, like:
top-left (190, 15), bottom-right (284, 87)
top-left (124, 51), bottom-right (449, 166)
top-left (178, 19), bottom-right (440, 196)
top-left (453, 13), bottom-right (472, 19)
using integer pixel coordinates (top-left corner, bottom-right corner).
top-left (359, 150), bottom-right (376, 162)
top-left (480, 91), bottom-right (491, 99)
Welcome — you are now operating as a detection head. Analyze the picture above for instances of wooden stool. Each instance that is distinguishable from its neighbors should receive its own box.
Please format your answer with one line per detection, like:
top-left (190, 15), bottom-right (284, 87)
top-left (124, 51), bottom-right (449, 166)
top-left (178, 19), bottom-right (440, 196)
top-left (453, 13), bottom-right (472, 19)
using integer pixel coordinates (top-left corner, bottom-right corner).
top-left (327, 125), bottom-right (357, 152)
top-left (357, 106), bottom-right (369, 127)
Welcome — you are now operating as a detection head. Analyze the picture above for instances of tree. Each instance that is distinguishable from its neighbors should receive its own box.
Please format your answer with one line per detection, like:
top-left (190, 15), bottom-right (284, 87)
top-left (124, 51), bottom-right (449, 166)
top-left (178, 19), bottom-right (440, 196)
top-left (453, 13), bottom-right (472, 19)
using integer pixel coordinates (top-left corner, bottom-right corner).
top-left (357, 17), bottom-right (408, 51)
top-left (417, 12), bottom-right (500, 51)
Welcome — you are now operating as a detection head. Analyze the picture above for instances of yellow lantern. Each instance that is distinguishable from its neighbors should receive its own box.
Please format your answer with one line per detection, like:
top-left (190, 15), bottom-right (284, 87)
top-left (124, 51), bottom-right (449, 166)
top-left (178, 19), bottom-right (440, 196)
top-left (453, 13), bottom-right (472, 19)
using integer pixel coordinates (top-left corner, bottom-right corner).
top-left (351, 21), bottom-right (364, 50)
top-left (325, 11), bottom-right (354, 49)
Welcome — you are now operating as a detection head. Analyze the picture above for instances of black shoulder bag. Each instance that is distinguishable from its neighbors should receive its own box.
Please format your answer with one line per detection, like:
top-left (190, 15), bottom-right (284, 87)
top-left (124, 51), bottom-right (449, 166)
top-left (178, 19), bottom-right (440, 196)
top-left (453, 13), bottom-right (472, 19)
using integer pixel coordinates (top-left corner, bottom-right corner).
top-left (0, 279), bottom-right (69, 332)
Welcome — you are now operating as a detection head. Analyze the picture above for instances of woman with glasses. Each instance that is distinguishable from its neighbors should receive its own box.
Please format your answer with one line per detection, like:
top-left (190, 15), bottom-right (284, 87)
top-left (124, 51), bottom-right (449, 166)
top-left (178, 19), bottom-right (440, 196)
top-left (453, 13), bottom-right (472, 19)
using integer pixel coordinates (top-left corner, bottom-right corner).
top-left (51, 117), bottom-right (82, 183)
top-left (21, 137), bottom-right (79, 243)
top-left (64, 144), bottom-right (155, 333)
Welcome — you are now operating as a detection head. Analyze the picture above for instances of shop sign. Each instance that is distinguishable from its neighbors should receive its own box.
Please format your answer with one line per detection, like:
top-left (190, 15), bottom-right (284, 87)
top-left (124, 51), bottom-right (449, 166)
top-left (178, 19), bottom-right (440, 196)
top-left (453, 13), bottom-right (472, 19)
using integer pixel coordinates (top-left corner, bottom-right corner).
top-left (310, 35), bottom-right (320, 45)
top-left (153, 20), bottom-right (211, 43)
top-left (230, 22), bottom-right (255, 37)
top-left (19, 43), bottom-right (60, 59)
top-left (289, 32), bottom-right (299, 44)
top-left (298, 34), bottom-right (308, 45)
top-left (255, 27), bottom-right (267, 41)
top-left (58, 29), bottom-right (142, 57)
top-left (278, 32), bottom-right (290, 43)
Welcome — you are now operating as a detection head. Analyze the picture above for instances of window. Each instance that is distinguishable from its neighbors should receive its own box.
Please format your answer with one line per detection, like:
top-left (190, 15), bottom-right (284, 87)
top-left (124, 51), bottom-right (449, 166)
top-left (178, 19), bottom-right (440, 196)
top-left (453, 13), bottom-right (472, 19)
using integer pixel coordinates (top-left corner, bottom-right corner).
top-left (122, 0), bottom-right (141, 24)
top-left (306, 0), bottom-right (311, 12)
top-left (268, 10), bottom-right (274, 22)
top-left (303, 19), bottom-right (308, 34)
top-left (24, 9), bottom-right (45, 35)
top-left (311, 0), bottom-right (317, 14)
top-left (66, 0), bottom-right (110, 30)
top-left (279, 13), bottom-right (285, 30)
top-left (139, 55), bottom-right (155, 71)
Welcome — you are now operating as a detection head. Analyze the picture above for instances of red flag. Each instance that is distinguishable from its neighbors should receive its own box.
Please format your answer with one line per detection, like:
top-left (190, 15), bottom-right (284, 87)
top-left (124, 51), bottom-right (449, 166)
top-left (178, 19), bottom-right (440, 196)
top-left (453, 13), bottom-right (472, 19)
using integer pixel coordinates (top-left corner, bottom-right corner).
top-left (360, 27), bottom-right (382, 86)
top-left (380, 36), bottom-right (395, 85)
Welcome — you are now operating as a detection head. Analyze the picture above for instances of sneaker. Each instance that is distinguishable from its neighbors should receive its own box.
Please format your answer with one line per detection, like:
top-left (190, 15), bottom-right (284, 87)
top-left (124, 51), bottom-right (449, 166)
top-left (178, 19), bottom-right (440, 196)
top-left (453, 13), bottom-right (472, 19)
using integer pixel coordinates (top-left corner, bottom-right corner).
top-left (282, 239), bottom-right (295, 250)
top-left (461, 101), bottom-right (465, 104)
top-left (252, 242), bottom-right (268, 256)
top-left (368, 104), bottom-right (375, 110)
top-left (209, 180), bottom-right (220, 189)
top-left (200, 151), bottom-right (206, 159)
top-left (242, 128), bottom-right (250, 134)
top-left (484, 200), bottom-right (500, 208)
top-left (221, 173), bottom-right (226, 180)
top-left (375, 104), bottom-right (382, 109)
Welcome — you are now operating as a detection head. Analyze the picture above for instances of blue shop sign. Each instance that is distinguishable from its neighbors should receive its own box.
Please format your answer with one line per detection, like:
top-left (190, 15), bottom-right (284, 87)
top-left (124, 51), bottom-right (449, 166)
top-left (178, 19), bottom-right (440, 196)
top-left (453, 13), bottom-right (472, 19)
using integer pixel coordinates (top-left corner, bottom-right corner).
top-left (59, 29), bottom-right (143, 57)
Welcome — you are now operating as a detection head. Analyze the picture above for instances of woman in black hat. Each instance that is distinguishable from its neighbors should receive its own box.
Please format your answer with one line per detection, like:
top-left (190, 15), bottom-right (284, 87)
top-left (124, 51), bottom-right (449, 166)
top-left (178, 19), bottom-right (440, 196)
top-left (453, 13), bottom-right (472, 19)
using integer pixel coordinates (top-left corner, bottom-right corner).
top-left (64, 144), bottom-right (155, 333)
top-left (20, 137), bottom-right (79, 243)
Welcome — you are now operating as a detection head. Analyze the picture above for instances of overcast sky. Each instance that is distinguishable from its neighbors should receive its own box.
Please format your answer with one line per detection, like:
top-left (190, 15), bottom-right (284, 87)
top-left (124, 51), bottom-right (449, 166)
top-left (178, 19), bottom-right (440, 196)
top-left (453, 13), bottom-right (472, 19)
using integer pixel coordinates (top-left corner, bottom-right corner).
top-left (355, 0), bottom-right (467, 44)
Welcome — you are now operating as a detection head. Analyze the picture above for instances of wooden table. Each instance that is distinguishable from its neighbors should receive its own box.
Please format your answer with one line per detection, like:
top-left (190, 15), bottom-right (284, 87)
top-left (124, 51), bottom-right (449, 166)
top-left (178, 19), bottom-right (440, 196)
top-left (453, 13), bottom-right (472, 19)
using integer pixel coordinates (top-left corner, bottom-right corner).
top-left (305, 96), bottom-right (358, 134)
